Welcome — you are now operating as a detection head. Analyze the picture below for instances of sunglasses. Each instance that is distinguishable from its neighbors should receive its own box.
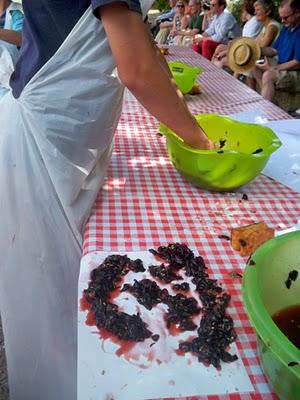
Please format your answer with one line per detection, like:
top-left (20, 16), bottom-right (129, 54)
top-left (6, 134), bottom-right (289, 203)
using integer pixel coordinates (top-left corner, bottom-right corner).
top-left (176, 4), bottom-right (185, 7)
top-left (281, 13), bottom-right (293, 21)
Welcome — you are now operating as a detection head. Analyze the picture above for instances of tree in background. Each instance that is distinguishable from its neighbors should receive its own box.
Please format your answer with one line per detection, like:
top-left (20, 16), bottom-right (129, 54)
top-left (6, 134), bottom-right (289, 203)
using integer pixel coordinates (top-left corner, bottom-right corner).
top-left (153, 0), bottom-right (170, 11)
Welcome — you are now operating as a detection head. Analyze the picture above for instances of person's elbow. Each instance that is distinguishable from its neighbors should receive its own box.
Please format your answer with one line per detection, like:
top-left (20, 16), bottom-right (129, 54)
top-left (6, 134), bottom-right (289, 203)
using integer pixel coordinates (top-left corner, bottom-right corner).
top-left (294, 60), bottom-right (300, 70)
top-left (117, 60), bottom-right (149, 91)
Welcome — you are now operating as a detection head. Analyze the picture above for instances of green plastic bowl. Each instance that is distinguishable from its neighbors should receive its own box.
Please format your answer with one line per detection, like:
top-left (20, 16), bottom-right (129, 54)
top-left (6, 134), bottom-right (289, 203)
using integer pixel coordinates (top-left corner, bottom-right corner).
top-left (159, 114), bottom-right (281, 191)
top-left (242, 231), bottom-right (300, 400)
top-left (168, 61), bottom-right (203, 94)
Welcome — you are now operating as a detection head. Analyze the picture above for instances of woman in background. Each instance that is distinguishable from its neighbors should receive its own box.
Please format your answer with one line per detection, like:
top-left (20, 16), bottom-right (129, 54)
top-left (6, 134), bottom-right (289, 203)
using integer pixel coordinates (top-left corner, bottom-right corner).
top-left (246, 0), bottom-right (281, 88)
top-left (166, 0), bottom-right (189, 44)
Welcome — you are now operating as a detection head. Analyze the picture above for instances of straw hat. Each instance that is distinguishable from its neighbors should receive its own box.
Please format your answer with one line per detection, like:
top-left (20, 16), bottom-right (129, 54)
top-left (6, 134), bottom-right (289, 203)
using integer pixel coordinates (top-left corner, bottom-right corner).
top-left (227, 37), bottom-right (260, 74)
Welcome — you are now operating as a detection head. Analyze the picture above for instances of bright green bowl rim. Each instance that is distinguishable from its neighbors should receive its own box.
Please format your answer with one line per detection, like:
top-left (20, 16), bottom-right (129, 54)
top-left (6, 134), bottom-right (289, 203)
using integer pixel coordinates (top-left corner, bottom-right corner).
top-left (242, 230), bottom-right (300, 378)
top-left (159, 114), bottom-right (282, 157)
top-left (168, 60), bottom-right (204, 75)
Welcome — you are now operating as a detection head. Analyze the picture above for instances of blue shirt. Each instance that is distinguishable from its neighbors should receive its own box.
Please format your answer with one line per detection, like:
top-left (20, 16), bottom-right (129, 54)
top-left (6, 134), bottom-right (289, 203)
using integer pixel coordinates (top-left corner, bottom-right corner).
top-left (0, 7), bottom-right (24, 30)
top-left (273, 24), bottom-right (300, 64)
top-left (157, 7), bottom-right (176, 23)
top-left (10, 9), bottom-right (24, 31)
top-left (10, 0), bottom-right (141, 98)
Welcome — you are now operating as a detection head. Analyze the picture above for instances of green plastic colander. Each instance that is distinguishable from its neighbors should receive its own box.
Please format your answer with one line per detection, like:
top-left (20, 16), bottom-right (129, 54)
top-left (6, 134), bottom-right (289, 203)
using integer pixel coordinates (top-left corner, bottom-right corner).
top-left (168, 61), bottom-right (204, 94)
top-left (159, 113), bottom-right (281, 191)
top-left (242, 231), bottom-right (300, 400)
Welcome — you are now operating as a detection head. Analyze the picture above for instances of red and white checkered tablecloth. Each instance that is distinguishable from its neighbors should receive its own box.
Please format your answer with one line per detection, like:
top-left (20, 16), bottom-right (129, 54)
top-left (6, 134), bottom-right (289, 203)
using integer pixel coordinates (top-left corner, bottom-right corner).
top-left (82, 48), bottom-right (300, 400)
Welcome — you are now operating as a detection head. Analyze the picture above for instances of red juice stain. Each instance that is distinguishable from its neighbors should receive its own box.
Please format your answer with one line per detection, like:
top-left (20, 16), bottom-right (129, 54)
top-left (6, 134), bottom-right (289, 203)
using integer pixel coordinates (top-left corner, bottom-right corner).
top-left (80, 296), bottom-right (96, 326)
top-left (80, 299), bottom-right (141, 361)
top-left (115, 341), bottom-right (136, 358)
top-left (79, 295), bottom-right (90, 311)
top-left (168, 323), bottom-right (182, 336)
top-left (98, 327), bottom-right (137, 358)
top-left (109, 287), bottom-right (121, 301)
top-left (175, 335), bottom-right (197, 357)
top-left (146, 350), bottom-right (155, 362)
top-left (151, 254), bottom-right (165, 263)
top-left (86, 310), bottom-right (96, 326)
top-left (175, 348), bottom-right (185, 356)
top-left (139, 364), bottom-right (149, 369)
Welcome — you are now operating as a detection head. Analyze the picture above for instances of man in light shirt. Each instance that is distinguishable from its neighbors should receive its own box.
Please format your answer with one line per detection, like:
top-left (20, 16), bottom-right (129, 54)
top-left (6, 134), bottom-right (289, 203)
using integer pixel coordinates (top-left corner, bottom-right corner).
top-left (192, 0), bottom-right (240, 59)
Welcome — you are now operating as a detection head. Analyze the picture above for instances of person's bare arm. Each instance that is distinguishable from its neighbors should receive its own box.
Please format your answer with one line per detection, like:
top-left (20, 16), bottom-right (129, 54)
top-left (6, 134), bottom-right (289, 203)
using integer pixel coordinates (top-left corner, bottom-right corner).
top-left (159, 20), bottom-right (173, 29)
top-left (257, 24), bottom-right (279, 48)
top-left (260, 46), bottom-right (277, 57)
top-left (0, 28), bottom-right (22, 46)
top-left (276, 59), bottom-right (300, 71)
top-left (98, 3), bottom-right (213, 150)
top-left (176, 27), bottom-right (200, 36)
top-left (149, 34), bottom-right (175, 80)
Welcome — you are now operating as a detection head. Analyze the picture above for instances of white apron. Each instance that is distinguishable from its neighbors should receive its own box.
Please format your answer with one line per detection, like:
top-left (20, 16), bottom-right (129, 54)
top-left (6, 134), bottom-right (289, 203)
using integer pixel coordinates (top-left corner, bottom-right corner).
top-left (0, 6), bottom-right (126, 400)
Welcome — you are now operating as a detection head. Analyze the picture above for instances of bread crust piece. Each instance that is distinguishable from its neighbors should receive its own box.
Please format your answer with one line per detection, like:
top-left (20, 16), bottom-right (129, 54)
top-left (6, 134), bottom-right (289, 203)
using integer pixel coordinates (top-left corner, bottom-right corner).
top-left (159, 47), bottom-right (169, 55)
top-left (188, 83), bottom-right (202, 95)
top-left (231, 222), bottom-right (274, 257)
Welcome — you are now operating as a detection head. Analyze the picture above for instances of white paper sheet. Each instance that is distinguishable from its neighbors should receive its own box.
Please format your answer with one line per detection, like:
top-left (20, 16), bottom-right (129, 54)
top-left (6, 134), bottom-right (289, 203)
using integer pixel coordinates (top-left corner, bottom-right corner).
top-left (228, 109), bottom-right (300, 194)
top-left (78, 251), bottom-right (253, 400)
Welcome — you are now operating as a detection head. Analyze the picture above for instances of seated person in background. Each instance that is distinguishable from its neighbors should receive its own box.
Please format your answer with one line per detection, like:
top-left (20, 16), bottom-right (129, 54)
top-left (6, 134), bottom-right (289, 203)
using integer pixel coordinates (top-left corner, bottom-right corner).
top-left (171, 0), bottom-right (203, 45)
top-left (252, 0), bottom-right (281, 48)
top-left (192, 0), bottom-right (240, 60)
top-left (151, 0), bottom-right (177, 38)
top-left (0, 0), bottom-right (24, 96)
top-left (212, 0), bottom-right (262, 69)
top-left (155, 0), bottom-right (185, 44)
top-left (241, 0), bottom-right (262, 37)
top-left (246, 0), bottom-right (281, 86)
top-left (201, 1), bottom-right (214, 31)
top-left (250, 0), bottom-right (300, 101)
top-left (166, 0), bottom-right (189, 44)
top-left (0, 0), bottom-right (23, 46)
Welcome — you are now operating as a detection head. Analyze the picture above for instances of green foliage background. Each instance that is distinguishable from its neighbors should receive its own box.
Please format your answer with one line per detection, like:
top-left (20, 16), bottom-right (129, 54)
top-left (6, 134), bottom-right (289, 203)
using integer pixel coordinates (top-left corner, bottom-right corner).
top-left (153, 0), bottom-right (169, 11)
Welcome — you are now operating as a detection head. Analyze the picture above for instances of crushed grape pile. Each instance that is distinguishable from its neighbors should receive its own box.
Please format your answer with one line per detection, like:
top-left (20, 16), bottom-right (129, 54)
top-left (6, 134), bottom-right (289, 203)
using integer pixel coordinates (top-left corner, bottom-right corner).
top-left (83, 243), bottom-right (238, 369)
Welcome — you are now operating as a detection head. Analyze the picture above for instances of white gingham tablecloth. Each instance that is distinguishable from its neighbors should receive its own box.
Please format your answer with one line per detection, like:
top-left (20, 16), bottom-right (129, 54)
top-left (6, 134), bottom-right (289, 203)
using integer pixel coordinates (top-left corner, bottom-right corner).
top-left (82, 47), bottom-right (300, 400)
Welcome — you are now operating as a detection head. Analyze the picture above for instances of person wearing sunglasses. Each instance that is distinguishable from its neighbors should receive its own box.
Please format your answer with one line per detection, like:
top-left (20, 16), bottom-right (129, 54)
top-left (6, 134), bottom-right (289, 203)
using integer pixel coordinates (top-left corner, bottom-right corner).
top-left (171, 0), bottom-right (203, 46)
top-left (251, 0), bottom-right (300, 102)
top-left (192, 0), bottom-right (240, 60)
top-left (155, 0), bottom-right (188, 44)
top-left (165, 0), bottom-right (189, 44)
